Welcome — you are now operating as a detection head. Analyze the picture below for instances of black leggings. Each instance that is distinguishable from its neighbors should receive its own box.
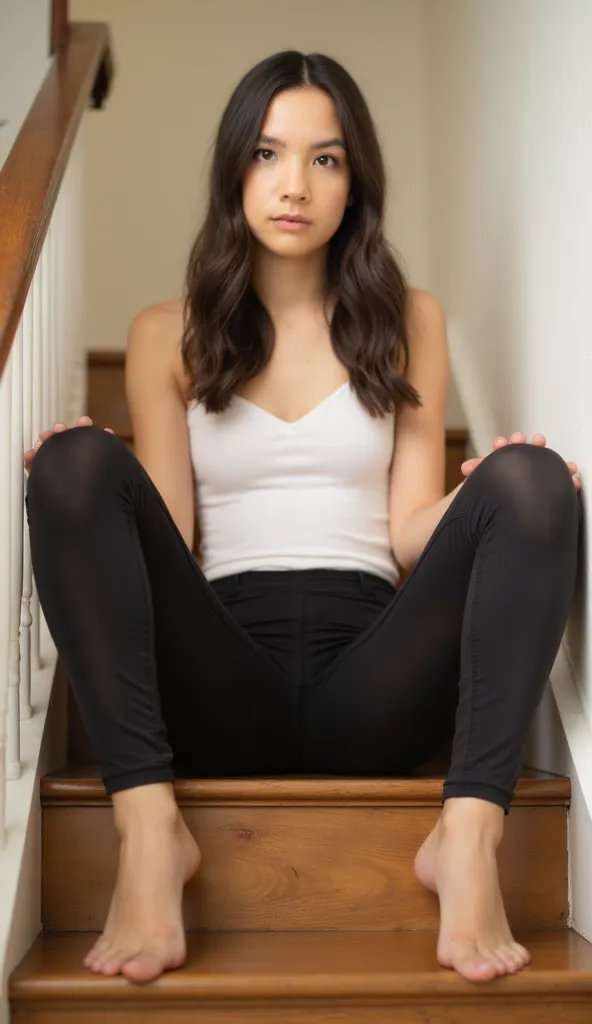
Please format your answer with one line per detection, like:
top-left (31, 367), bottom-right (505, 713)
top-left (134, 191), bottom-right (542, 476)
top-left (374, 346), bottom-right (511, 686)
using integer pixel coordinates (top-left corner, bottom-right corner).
top-left (25, 426), bottom-right (581, 813)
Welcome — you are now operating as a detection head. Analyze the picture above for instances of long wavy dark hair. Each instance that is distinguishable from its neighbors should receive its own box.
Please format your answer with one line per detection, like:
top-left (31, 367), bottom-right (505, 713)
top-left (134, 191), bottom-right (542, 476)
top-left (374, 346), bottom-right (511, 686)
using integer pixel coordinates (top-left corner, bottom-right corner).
top-left (181, 51), bottom-right (422, 418)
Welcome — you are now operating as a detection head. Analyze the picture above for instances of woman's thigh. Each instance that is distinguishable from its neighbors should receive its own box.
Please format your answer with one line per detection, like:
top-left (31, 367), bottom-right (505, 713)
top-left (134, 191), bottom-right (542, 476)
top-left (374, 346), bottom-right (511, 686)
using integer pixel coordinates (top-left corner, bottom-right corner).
top-left (299, 502), bottom-right (469, 774)
top-left (132, 473), bottom-right (303, 775)
top-left (26, 426), bottom-right (298, 777)
top-left (299, 442), bottom-right (580, 777)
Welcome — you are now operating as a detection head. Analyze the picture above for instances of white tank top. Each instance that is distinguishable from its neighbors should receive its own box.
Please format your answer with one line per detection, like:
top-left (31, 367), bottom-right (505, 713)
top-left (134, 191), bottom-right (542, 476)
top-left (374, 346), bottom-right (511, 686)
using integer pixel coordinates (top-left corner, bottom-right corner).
top-left (186, 382), bottom-right (399, 586)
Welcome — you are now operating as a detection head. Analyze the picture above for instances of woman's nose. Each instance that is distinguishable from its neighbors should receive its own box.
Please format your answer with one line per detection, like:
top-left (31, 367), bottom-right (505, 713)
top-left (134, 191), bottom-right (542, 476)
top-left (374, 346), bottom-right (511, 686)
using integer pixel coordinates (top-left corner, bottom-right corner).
top-left (280, 160), bottom-right (309, 201)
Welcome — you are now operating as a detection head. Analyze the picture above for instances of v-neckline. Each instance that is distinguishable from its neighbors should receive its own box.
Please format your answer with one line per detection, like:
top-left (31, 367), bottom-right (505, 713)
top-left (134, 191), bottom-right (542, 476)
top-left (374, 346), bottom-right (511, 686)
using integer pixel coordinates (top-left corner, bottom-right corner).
top-left (233, 382), bottom-right (350, 426)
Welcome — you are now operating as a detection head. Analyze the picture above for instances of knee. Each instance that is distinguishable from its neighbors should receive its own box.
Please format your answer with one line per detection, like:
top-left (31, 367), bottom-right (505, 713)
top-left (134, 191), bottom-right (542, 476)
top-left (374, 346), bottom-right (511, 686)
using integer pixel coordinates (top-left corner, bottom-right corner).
top-left (477, 442), bottom-right (579, 542)
top-left (481, 440), bottom-right (573, 495)
top-left (26, 425), bottom-right (126, 518)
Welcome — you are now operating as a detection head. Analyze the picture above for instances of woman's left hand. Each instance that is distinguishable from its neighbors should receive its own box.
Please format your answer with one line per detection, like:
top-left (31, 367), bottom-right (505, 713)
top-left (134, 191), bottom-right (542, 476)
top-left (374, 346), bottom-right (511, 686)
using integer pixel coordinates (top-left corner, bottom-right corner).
top-left (461, 432), bottom-right (581, 491)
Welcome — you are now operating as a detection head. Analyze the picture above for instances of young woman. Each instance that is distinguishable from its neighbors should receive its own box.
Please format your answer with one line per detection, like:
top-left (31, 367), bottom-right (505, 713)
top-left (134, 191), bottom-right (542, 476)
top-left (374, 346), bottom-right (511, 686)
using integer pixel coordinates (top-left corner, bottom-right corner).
top-left (24, 50), bottom-right (581, 988)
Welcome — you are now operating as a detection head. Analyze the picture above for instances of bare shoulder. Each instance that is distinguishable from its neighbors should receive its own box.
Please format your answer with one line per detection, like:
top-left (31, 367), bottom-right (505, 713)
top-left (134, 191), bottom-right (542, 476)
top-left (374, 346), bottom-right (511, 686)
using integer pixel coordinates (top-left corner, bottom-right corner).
top-left (127, 299), bottom-right (190, 401)
top-left (405, 287), bottom-right (446, 334)
top-left (395, 286), bottom-right (449, 414)
top-left (393, 288), bottom-right (446, 377)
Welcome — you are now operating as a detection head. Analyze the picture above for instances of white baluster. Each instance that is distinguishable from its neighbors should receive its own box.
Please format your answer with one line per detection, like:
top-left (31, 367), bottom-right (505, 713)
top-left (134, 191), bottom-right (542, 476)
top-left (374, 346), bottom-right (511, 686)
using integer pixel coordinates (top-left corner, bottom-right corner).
top-left (63, 167), bottom-right (76, 424)
top-left (20, 293), bottom-right (34, 721)
top-left (30, 259), bottom-right (43, 659)
top-left (49, 219), bottom-right (58, 427)
top-left (1, 121), bottom-right (89, 816)
top-left (58, 187), bottom-right (69, 421)
top-left (32, 238), bottom-right (52, 672)
top-left (7, 320), bottom-right (24, 780)
top-left (0, 346), bottom-right (13, 841)
top-left (70, 135), bottom-right (87, 425)
top-left (53, 194), bottom-right (63, 418)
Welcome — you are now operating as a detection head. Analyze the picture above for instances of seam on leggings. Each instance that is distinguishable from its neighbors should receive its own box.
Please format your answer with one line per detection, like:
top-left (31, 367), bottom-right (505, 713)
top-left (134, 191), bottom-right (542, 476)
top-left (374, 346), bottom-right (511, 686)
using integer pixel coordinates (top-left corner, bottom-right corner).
top-left (317, 510), bottom-right (473, 687)
top-left (456, 503), bottom-right (499, 781)
top-left (127, 481), bottom-right (173, 750)
top-left (300, 587), bottom-right (306, 689)
top-left (460, 533), bottom-right (486, 778)
top-left (136, 477), bottom-right (285, 681)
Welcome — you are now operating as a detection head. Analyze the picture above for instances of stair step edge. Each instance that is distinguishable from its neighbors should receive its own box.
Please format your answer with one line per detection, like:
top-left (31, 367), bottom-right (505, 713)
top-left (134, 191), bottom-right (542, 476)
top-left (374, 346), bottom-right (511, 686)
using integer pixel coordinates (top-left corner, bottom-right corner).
top-left (10, 932), bottom-right (592, 1003)
top-left (41, 769), bottom-right (571, 806)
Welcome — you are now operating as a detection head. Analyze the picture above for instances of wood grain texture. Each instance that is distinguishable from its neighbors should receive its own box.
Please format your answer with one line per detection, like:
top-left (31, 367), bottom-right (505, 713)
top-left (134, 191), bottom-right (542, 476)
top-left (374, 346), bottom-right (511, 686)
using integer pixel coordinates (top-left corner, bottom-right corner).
top-left (0, 25), bottom-right (112, 381)
top-left (10, 930), bottom-right (592, 1024)
top-left (87, 353), bottom-right (133, 442)
top-left (41, 765), bottom-right (571, 806)
top-left (41, 799), bottom-right (567, 932)
top-left (12, 1008), bottom-right (592, 1024)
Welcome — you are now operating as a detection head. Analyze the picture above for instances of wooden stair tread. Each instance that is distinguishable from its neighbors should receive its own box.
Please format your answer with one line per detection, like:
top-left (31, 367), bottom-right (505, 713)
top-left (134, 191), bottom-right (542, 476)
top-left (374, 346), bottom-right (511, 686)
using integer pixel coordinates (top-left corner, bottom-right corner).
top-left (41, 764), bottom-right (571, 806)
top-left (11, 931), bottom-right (592, 1002)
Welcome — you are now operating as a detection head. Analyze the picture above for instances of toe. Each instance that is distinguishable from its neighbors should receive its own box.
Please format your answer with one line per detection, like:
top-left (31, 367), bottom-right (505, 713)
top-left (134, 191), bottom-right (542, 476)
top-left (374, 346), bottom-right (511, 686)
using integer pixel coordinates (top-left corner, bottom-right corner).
top-left (93, 943), bottom-right (117, 973)
top-left (84, 936), bottom-right (105, 968)
top-left (481, 948), bottom-right (508, 977)
top-left (493, 942), bottom-right (521, 973)
top-left (121, 951), bottom-right (166, 984)
top-left (500, 952), bottom-right (520, 973)
top-left (101, 949), bottom-right (130, 976)
top-left (460, 953), bottom-right (498, 982)
top-left (510, 942), bottom-right (531, 968)
top-left (440, 942), bottom-right (499, 982)
top-left (504, 947), bottom-right (526, 972)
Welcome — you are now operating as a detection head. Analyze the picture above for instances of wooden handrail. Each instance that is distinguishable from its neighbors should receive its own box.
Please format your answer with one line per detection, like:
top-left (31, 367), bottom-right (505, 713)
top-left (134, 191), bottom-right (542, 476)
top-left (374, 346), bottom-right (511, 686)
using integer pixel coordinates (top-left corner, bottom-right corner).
top-left (0, 22), bottom-right (114, 382)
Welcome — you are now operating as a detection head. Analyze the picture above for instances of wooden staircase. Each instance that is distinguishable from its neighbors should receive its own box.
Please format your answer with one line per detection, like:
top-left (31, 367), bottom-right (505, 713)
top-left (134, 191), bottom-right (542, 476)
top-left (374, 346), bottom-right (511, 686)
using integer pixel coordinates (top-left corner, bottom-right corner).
top-left (9, 764), bottom-right (592, 1021)
top-left (8, 354), bottom-right (592, 1019)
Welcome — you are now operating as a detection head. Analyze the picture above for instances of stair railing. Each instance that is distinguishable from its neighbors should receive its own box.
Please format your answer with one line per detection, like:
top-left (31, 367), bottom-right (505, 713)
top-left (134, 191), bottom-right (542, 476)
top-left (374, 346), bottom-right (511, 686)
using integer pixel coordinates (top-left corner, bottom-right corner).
top-left (0, 23), bottom-right (113, 847)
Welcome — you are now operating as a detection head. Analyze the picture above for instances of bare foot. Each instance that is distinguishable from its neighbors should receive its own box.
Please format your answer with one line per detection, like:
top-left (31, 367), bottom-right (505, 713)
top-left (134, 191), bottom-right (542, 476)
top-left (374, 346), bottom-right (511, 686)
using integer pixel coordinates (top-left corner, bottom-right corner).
top-left (414, 798), bottom-right (531, 982)
top-left (83, 808), bottom-right (200, 983)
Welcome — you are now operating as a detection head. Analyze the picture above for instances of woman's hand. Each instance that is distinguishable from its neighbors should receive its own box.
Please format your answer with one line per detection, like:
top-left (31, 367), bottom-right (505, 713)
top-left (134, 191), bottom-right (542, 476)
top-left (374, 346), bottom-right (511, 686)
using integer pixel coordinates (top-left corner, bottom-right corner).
top-left (461, 431), bottom-right (581, 492)
top-left (23, 416), bottom-right (114, 478)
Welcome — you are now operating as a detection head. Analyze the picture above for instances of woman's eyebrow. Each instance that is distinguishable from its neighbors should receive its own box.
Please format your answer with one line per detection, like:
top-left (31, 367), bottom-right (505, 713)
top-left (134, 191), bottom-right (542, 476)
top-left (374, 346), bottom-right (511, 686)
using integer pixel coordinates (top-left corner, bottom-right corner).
top-left (257, 133), bottom-right (346, 151)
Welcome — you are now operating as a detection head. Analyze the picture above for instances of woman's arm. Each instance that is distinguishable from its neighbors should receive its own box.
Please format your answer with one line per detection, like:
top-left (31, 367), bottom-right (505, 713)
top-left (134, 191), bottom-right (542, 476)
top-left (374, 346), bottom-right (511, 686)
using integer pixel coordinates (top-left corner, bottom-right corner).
top-left (388, 289), bottom-right (461, 572)
top-left (392, 480), bottom-right (466, 573)
top-left (125, 304), bottom-right (196, 550)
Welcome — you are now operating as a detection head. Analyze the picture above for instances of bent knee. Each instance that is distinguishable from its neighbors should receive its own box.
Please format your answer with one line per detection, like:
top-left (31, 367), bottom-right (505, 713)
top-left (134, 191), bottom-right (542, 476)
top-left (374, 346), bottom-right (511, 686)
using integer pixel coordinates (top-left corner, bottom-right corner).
top-left (478, 442), bottom-right (578, 540)
top-left (482, 440), bottom-right (572, 490)
top-left (26, 425), bottom-right (127, 516)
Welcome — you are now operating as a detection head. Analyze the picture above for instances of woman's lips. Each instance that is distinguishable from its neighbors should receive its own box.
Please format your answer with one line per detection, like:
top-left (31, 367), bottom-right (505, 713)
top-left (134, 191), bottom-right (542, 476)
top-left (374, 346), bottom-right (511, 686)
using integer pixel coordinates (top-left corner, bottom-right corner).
top-left (272, 217), bottom-right (311, 230)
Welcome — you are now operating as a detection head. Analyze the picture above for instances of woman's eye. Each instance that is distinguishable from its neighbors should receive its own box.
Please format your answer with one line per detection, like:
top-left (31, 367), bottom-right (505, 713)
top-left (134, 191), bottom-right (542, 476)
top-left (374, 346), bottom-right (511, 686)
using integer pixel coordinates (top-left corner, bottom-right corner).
top-left (317, 154), bottom-right (339, 168)
top-left (253, 149), bottom-right (339, 167)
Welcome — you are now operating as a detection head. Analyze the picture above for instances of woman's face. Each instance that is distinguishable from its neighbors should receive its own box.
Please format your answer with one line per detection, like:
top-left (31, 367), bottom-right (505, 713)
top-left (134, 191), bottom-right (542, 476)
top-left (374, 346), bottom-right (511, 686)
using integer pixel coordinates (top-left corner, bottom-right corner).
top-left (242, 87), bottom-right (352, 258)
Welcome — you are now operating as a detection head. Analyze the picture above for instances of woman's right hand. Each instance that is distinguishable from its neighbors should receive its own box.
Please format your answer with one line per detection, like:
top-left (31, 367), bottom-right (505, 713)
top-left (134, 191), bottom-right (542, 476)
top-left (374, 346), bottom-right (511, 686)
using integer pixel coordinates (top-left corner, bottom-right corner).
top-left (23, 416), bottom-right (114, 478)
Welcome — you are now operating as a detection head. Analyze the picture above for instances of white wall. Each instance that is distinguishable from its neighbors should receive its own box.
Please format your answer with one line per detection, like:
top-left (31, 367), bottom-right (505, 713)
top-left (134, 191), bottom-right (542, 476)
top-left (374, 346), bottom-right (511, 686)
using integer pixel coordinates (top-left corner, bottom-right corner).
top-left (69, 0), bottom-right (467, 427)
top-left (0, 0), bottom-right (52, 168)
top-left (426, 0), bottom-right (592, 933)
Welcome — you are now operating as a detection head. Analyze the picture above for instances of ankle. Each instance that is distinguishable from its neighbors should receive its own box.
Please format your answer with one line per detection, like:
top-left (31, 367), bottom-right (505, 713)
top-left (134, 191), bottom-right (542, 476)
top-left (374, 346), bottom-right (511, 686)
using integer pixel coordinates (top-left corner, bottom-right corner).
top-left (113, 782), bottom-right (182, 837)
top-left (439, 797), bottom-right (504, 847)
